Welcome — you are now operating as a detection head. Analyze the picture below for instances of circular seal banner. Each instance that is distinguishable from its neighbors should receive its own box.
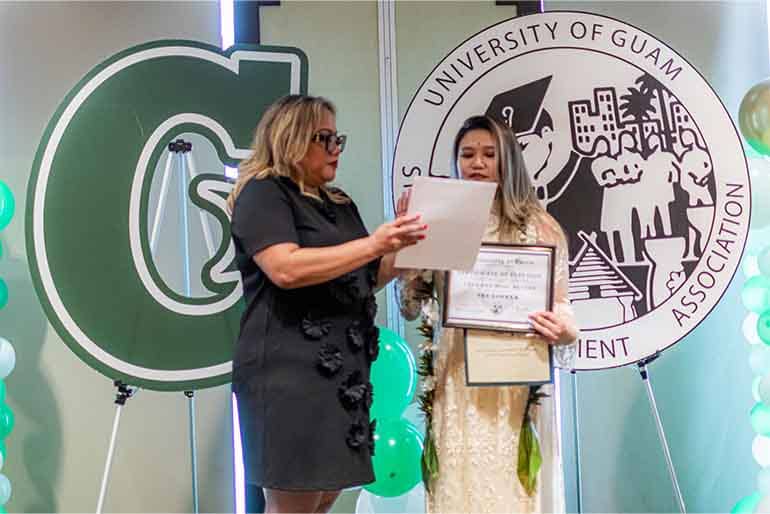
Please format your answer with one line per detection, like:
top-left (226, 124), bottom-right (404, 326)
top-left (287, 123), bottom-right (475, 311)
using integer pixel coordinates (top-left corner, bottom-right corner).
top-left (28, 41), bottom-right (307, 390)
top-left (393, 12), bottom-right (749, 370)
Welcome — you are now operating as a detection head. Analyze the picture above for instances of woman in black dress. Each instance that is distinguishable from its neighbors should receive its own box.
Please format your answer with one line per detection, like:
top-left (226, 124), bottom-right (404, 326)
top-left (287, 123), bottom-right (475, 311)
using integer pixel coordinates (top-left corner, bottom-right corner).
top-left (227, 95), bottom-right (426, 513)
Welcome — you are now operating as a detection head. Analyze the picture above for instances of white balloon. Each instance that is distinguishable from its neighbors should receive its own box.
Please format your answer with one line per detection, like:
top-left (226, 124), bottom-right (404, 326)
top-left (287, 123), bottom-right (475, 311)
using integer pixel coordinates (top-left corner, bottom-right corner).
top-left (746, 313), bottom-right (763, 345)
top-left (751, 346), bottom-right (770, 375)
top-left (0, 338), bottom-right (15, 379)
top-left (0, 473), bottom-right (10, 505)
top-left (751, 165), bottom-right (770, 232)
top-left (746, 255), bottom-right (762, 278)
top-left (761, 376), bottom-right (770, 405)
top-left (754, 436), bottom-right (770, 467)
top-left (756, 376), bottom-right (764, 402)
top-left (748, 217), bottom-right (770, 250)
top-left (356, 484), bottom-right (426, 514)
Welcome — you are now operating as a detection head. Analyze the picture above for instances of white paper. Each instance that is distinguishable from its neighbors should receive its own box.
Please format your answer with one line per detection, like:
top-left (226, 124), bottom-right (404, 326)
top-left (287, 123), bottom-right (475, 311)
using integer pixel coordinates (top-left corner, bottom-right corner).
top-left (394, 177), bottom-right (497, 271)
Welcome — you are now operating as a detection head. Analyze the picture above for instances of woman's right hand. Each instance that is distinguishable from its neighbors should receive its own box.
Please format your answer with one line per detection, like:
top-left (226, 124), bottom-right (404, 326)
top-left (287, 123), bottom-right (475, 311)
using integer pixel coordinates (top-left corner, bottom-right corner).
top-left (369, 214), bottom-right (427, 255)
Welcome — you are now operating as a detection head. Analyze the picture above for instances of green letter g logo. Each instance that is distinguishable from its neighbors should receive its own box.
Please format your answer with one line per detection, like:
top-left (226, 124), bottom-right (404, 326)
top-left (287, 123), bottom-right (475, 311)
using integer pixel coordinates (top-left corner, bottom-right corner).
top-left (27, 41), bottom-right (307, 390)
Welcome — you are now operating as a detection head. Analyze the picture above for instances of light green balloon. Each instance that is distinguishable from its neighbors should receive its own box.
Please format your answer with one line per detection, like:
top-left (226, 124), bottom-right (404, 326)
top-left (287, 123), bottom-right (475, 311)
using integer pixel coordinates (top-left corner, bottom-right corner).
top-left (0, 182), bottom-right (13, 232)
top-left (364, 419), bottom-right (424, 498)
top-left (370, 327), bottom-right (417, 420)
top-left (731, 491), bottom-right (761, 513)
top-left (752, 403), bottom-right (770, 435)
top-left (746, 143), bottom-right (764, 160)
top-left (743, 276), bottom-right (770, 313)
top-left (758, 311), bottom-right (770, 345)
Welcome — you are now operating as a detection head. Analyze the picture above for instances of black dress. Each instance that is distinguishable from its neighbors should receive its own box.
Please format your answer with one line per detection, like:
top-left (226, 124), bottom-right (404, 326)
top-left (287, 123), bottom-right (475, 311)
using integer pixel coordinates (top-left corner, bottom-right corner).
top-left (230, 176), bottom-right (380, 491)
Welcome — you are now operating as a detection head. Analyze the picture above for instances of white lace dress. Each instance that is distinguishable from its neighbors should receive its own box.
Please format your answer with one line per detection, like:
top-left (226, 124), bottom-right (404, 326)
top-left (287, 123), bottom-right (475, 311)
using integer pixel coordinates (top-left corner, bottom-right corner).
top-left (399, 212), bottom-right (578, 514)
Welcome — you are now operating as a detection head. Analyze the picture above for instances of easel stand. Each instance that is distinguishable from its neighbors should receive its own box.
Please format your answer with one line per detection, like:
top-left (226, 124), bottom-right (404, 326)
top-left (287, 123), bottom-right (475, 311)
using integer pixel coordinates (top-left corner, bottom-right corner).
top-left (95, 138), bottom-right (212, 513)
top-left (636, 352), bottom-right (687, 514)
top-left (570, 352), bottom-right (687, 514)
top-left (96, 381), bottom-right (136, 514)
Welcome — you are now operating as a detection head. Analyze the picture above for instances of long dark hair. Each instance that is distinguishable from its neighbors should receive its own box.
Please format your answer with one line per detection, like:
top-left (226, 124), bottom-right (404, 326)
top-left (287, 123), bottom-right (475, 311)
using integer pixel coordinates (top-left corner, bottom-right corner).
top-left (451, 115), bottom-right (545, 235)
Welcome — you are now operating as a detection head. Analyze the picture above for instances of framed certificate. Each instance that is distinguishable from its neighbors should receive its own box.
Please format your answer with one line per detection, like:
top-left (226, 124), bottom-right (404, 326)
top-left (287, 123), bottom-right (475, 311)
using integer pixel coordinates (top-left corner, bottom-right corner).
top-left (443, 243), bottom-right (556, 333)
top-left (463, 329), bottom-right (553, 386)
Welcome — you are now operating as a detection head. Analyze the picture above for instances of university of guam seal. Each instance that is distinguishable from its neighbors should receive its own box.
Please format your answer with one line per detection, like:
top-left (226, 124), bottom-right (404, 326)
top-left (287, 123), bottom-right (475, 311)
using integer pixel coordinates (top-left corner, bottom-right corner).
top-left (393, 12), bottom-right (749, 370)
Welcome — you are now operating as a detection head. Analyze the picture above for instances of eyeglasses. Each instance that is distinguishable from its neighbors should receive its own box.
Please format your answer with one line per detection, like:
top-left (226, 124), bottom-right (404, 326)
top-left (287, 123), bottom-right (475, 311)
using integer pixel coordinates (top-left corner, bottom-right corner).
top-left (312, 130), bottom-right (347, 153)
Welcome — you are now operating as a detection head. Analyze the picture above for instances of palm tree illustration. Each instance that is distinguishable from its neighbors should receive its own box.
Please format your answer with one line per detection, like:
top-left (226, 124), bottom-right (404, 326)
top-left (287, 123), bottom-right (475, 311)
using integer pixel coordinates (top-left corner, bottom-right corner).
top-left (635, 74), bottom-right (673, 151)
top-left (619, 85), bottom-right (656, 158)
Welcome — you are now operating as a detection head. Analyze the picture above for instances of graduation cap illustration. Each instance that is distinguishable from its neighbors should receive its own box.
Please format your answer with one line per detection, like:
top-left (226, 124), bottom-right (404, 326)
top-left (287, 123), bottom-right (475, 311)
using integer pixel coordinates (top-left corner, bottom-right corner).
top-left (485, 75), bottom-right (553, 135)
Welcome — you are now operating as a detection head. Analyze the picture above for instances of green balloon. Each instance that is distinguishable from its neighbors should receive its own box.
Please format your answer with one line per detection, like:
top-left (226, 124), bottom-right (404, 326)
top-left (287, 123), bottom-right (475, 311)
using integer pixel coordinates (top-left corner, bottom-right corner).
top-left (0, 182), bottom-right (13, 232)
top-left (746, 143), bottom-right (763, 160)
top-left (751, 402), bottom-right (770, 435)
top-left (731, 492), bottom-right (761, 513)
top-left (0, 405), bottom-right (14, 440)
top-left (740, 79), bottom-right (770, 157)
top-left (758, 311), bottom-right (770, 345)
top-left (0, 382), bottom-right (6, 405)
top-left (0, 280), bottom-right (8, 311)
top-left (364, 419), bottom-right (424, 498)
top-left (370, 327), bottom-right (417, 420)
top-left (743, 276), bottom-right (770, 313)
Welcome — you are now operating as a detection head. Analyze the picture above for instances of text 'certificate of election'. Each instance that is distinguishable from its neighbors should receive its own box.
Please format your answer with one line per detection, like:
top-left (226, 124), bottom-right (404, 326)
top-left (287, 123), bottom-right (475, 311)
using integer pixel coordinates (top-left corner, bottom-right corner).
top-left (444, 244), bottom-right (555, 333)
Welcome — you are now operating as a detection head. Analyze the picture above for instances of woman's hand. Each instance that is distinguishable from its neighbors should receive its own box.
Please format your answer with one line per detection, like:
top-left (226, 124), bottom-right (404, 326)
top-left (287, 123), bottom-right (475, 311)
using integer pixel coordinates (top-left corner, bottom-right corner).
top-left (528, 311), bottom-right (576, 345)
top-left (396, 188), bottom-right (412, 218)
top-left (369, 214), bottom-right (427, 256)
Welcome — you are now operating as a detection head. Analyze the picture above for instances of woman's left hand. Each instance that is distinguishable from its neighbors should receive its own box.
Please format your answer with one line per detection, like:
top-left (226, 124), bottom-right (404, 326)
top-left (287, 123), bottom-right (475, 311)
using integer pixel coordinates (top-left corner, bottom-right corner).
top-left (396, 188), bottom-right (412, 218)
top-left (528, 311), bottom-right (575, 345)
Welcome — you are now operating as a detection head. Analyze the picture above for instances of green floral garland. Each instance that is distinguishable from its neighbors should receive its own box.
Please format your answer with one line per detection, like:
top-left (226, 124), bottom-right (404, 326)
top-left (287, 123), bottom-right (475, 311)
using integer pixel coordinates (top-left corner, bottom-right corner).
top-left (412, 273), bottom-right (547, 496)
top-left (417, 319), bottom-right (438, 491)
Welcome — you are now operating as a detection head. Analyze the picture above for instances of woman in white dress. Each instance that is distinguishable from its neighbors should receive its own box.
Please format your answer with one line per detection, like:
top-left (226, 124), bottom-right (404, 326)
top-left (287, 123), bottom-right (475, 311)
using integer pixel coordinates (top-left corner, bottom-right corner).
top-left (398, 115), bottom-right (579, 513)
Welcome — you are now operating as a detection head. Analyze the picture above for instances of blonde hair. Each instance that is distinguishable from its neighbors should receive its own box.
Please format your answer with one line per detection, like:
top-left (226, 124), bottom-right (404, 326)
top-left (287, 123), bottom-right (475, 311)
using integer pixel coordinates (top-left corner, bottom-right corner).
top-left (227, 95), bottom-right (348, 212)
top-left (452, 115), bottom-right (563, 240)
